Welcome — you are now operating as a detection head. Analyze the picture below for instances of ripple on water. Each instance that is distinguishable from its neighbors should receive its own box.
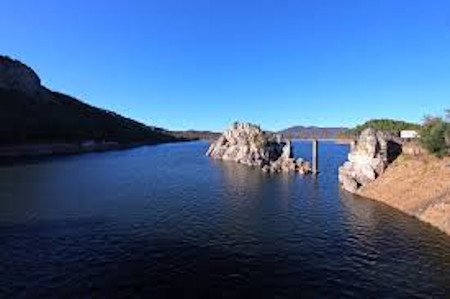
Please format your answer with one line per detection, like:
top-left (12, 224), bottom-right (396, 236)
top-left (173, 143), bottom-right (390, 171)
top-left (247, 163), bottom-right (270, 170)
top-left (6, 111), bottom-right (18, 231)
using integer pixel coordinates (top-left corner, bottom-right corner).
top-left (0, 141), bottom-right (449, 297)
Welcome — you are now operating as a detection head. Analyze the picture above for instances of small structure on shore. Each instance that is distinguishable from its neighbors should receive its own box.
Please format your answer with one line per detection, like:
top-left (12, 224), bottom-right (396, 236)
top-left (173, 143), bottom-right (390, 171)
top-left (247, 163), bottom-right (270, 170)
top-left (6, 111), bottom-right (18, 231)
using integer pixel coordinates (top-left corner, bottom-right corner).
top-left (206, 122), bottom-right (311, 174)
top-left (400, 130), bottom-right (419, 139)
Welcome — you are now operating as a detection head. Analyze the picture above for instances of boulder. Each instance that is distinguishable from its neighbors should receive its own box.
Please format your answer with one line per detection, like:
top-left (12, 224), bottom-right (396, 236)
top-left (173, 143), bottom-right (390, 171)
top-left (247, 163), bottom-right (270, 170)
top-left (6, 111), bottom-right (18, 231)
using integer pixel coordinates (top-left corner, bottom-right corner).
top-left (340, 174), bottom-right (359, 193)
top-left (338, 128), bottom-right (402, 193)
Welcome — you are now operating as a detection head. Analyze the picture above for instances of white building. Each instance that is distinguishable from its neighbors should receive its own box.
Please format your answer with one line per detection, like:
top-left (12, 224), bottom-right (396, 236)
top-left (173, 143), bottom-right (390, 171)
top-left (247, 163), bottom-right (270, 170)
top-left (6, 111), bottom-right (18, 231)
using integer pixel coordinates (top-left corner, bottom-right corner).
top-left (400, 130), bottom-right (419, 139)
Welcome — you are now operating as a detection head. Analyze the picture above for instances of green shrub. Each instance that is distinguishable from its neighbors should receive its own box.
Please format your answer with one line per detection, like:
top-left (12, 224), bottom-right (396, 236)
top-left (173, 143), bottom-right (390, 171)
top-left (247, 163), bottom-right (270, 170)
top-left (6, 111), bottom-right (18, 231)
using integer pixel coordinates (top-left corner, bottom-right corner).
top-left (420, 116), bottom-right (450, 157)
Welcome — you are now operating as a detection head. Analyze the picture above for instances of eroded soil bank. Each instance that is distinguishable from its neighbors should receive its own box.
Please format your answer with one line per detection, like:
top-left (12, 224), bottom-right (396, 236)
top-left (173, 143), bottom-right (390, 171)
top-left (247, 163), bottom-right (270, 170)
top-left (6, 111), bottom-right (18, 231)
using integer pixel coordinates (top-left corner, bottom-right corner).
top-left (358, 154), bottom-right (450, 236)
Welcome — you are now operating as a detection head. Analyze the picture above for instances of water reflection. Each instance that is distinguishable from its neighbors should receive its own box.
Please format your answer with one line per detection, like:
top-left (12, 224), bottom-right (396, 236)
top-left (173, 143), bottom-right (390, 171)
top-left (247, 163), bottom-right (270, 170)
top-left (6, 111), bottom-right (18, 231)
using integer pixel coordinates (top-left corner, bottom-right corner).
top-left (0, 141), bottom-right (449, 297)
top-left (216, 159), bottom-right (302, 211)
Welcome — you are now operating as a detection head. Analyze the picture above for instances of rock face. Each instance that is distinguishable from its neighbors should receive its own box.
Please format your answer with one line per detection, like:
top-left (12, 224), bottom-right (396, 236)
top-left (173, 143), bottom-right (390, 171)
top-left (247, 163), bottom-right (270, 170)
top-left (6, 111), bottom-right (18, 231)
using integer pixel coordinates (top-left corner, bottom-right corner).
top-left (339, 128), bottom-right (402, 193)
top-left (0, 56), bottom-right (42, 97)
top-left (206, 122), bottom-right (311, 174)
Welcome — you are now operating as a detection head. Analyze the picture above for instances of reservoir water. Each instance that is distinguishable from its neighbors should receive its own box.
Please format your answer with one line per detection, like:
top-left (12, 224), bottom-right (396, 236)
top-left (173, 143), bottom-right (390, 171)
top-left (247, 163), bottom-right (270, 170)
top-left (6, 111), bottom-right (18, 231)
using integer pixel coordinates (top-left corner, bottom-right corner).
top-left (0, 141), bottom-right (449, 297)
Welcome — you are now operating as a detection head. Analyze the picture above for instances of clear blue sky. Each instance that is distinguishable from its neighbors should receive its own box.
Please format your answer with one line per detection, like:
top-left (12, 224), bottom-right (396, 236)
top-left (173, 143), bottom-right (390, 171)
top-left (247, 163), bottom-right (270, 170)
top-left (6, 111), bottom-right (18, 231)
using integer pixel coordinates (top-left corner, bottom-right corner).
top-left (1, 0), bottom-right (449, 131)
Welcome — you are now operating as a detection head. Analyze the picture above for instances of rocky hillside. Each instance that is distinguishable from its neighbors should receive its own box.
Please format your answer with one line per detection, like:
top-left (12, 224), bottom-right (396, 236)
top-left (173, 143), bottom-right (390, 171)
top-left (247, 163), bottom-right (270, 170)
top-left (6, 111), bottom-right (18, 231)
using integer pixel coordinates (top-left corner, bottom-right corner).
top-left (358, 154), bottom-right (450, 236)
top-left (206, 122), bottom-right (311, 174)
top-left (0, 56), bottom-right (181, 146)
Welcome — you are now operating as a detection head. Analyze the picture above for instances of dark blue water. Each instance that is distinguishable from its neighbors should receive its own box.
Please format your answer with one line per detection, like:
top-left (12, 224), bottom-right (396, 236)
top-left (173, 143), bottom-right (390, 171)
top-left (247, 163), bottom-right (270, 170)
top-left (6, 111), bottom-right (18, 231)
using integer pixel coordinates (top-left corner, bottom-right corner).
top-left (0, 141), bottom-right (449, 298)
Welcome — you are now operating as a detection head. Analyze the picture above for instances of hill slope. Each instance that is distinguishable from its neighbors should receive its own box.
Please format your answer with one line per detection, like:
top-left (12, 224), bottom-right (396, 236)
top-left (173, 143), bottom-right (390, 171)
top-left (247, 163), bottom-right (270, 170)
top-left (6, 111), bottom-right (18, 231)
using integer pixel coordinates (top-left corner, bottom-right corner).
top-left (358, 154), bottom-right (450, 235)
top-left (278, 126), bottom-right (348, 139)
top-left (0, 56), bottom-right (181, 146)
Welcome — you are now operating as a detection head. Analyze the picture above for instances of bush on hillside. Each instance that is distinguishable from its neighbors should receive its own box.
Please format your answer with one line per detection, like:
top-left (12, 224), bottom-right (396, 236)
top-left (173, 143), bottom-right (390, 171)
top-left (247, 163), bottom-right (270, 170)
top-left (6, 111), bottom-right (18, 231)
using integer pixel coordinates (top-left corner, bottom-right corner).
top-left (420, 112), bottom-right (450, 157)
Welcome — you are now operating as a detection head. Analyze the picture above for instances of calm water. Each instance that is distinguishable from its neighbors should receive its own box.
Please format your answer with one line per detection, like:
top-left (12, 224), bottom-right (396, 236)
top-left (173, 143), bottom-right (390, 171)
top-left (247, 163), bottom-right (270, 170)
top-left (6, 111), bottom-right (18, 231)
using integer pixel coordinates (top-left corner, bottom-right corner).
top-left (0, 141), bottom-right (449, 298)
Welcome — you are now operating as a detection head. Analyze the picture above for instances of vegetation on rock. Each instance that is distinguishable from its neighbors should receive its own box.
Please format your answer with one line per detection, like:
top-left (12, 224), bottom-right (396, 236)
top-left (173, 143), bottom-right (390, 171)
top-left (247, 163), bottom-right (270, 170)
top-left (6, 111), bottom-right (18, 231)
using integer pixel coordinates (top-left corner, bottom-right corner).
top-left (351, 119), bottom-right (420, 135)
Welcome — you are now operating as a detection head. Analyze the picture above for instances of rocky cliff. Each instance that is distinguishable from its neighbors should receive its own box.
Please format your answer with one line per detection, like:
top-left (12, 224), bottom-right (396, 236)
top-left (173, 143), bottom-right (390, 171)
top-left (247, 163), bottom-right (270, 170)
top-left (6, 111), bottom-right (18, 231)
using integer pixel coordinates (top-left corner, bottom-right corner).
top-left (339, 128), bottom-right (402, 192)
top-left (206, 122), bottom-right (311, 174)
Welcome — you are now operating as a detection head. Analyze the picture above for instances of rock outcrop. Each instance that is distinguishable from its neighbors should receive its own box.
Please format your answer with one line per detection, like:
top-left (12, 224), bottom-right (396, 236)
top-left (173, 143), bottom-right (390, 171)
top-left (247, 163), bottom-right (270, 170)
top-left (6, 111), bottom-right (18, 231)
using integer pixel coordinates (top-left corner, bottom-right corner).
top-left (206, 122), bottom-right (311, 174)
top-left (339, 128), bottom-right (402, 192)
top-left (0, 56), bottom-right (43, 97)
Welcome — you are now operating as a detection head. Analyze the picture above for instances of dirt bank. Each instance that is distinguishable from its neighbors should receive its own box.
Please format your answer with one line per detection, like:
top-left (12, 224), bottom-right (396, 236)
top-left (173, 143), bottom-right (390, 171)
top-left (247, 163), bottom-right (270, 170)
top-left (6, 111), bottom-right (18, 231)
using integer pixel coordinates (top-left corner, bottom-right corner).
top-left (358, 154), bottom-right (450, 235)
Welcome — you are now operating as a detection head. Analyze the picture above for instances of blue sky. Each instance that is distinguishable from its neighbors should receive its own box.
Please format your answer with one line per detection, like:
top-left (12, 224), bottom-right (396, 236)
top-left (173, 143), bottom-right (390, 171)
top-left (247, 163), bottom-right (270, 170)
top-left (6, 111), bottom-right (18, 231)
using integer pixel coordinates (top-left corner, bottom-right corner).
top-left (1, 0), bottom-right (449, 131)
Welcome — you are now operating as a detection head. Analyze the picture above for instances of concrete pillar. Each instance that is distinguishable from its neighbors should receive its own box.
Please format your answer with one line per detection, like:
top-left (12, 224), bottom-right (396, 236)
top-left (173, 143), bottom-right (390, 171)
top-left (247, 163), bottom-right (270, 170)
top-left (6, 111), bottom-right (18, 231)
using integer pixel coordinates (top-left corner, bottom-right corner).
top-left (312, 139), bottom-right (319, 174)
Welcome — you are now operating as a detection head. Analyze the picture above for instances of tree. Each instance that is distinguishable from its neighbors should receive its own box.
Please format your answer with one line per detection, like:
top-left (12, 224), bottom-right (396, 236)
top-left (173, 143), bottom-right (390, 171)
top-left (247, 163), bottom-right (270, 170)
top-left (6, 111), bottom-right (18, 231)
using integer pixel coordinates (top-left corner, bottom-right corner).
top-left (420, 110), bottom-right (450, 157)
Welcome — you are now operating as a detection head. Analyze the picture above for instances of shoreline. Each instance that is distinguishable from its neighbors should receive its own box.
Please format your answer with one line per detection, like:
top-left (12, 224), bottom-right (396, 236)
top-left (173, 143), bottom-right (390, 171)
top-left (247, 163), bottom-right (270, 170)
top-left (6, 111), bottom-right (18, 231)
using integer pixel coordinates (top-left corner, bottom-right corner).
top-left (0, 139), bottom-right (188, 163)
top-left (359, 192), bottom-right (450, 236)
top-left (356, 154), bottom-right (450, 236)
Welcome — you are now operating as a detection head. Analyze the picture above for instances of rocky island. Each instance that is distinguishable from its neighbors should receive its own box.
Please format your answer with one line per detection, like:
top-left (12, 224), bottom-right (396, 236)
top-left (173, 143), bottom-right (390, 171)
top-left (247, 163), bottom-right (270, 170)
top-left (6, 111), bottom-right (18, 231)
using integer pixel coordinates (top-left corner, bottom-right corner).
top-left (206, 122), bottom-right (312, 174)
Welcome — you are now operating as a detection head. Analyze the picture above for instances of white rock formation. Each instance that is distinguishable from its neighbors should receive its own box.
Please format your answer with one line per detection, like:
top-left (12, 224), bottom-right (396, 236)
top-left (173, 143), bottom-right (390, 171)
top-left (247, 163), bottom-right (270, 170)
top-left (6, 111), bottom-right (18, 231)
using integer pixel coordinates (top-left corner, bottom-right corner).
top-left (206, 122), bottom-right (311, 174)
top-left (339, 128), bottom-right (402, 193)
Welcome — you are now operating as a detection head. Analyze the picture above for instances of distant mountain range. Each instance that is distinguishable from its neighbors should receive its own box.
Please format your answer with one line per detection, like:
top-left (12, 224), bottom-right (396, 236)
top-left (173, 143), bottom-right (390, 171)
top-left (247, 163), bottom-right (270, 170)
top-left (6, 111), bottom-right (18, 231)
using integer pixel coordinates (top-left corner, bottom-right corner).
top-left (0, 55), bottom-right (184, 147)
top-left (277, 126), bottom-right (349, 139)
top-left (169, 130), bottom-right (221, 141)
top-left (170, 126), bottom-right (350, 141)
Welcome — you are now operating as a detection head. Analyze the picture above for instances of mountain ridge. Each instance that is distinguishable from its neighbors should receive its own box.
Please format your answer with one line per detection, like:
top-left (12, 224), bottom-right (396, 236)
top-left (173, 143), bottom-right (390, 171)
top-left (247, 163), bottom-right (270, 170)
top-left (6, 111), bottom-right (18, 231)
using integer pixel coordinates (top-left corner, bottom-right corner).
top-left (0, 55), bottom-right (184, 151)
top-left (278, 125), bottom-right (349, 139)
